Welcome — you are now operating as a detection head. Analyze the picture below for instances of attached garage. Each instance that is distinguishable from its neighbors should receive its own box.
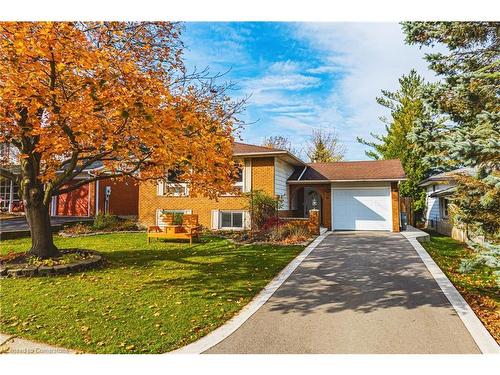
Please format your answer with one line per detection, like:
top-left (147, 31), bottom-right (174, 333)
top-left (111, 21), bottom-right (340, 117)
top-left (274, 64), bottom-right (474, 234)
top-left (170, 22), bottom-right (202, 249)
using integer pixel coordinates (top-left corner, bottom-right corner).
top-left (287, 159), bottom-right (405, 232)
top-left (332, 187), bottom-right (392, 231)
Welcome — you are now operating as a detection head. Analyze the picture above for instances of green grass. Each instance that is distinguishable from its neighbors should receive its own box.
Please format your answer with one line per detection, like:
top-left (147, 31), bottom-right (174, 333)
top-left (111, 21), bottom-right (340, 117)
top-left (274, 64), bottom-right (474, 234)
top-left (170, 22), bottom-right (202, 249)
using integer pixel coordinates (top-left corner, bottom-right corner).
top-left (422, 233), bottom-right (499, 342)
top-left (0, 233), bottom-right (304, 353)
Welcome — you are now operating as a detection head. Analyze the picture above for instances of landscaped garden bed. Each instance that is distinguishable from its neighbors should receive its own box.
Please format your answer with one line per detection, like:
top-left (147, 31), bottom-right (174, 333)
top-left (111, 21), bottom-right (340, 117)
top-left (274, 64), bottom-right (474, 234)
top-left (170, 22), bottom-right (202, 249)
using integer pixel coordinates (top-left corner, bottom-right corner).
top-left (59, 213), bottom-right (141, 237)
top-left (0, 249), bottom-right (103, 278)
top-left (0, 233), bottom-right (304, 353)
top-left (422, 233), bottom-right (499, 344)
top-left (211, 222), bottom-right (313, 246)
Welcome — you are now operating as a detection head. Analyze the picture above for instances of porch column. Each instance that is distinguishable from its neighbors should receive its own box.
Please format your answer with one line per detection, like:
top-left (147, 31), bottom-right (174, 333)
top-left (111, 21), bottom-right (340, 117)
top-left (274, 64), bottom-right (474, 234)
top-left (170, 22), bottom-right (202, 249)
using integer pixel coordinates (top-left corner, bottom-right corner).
top-left (308, 209), bottom-right (320, 235)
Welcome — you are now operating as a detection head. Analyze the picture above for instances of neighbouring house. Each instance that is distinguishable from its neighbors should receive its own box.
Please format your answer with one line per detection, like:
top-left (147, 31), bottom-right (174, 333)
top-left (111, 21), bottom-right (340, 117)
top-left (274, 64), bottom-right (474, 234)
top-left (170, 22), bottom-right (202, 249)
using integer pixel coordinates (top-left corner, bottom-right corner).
top-left (0, 143), bottom-right (139, 217)
top-left (419, 167), bottom-right (476, 242)
top-left (50, 162), bottom-right (139, 217)
top-left (0, 142), bottom-right (21, 213)
top-left (138, 142), bottom-right (406, 232)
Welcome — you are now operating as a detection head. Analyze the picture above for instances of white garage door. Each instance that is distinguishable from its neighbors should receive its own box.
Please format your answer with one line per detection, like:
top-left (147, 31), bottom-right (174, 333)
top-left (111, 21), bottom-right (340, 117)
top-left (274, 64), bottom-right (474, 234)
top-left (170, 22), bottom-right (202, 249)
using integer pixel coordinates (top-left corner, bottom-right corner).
top-left (333, 188), bottom-right (392, 231)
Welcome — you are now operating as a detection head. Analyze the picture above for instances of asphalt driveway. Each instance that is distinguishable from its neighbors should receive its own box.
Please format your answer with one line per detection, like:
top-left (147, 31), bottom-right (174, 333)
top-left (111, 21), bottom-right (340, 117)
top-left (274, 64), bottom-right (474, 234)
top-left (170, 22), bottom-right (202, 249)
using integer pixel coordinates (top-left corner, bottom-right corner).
top-left (205, 231), bottom-right (480, 354)
top-left (0, 216), bottom-right (92, 234)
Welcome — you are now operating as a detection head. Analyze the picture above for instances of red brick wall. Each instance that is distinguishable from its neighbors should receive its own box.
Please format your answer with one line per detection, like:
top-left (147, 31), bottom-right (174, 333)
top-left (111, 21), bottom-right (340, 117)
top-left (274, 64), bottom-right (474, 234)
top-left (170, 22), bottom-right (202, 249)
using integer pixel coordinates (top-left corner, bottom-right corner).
top-left (55, 181), bottom-right (90, 216)
top-left (97, 177), bottom-right (139, 216)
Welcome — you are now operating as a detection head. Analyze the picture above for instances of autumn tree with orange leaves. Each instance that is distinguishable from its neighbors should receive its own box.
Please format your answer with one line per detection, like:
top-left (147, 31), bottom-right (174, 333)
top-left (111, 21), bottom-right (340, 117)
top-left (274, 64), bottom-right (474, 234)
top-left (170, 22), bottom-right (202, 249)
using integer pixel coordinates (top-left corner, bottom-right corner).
top-left (0, 22), bottom-right (243, 258)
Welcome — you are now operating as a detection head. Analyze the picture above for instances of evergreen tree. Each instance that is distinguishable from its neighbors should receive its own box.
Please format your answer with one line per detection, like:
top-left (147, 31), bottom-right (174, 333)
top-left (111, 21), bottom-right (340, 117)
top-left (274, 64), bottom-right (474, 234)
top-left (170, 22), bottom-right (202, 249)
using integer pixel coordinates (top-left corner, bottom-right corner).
top-left (306, 129), bottom-right (346, 163)
top-left (358, 70), bottom-right (433, 214)
top-left (402, 22), bottom-right (500, 240)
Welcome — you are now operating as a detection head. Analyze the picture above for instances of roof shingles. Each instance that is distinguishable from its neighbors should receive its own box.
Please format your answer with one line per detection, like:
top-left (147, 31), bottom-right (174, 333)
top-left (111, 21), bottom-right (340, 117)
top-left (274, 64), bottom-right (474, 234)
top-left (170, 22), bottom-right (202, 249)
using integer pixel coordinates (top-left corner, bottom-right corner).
top-left (233, 142), bottom-right (284, 154)
top-left (289, 159), bottom-right (405, 181)
top-left (232, 142), bottom-right (405, 181)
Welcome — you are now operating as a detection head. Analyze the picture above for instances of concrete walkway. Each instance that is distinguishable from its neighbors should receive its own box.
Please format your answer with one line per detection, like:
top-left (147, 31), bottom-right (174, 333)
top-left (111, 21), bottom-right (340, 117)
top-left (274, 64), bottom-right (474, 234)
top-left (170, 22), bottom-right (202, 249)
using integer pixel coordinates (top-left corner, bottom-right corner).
top-left (205, 231), bottom-right (480, 354)
top-left (0, 333), bottom-right (74, 354)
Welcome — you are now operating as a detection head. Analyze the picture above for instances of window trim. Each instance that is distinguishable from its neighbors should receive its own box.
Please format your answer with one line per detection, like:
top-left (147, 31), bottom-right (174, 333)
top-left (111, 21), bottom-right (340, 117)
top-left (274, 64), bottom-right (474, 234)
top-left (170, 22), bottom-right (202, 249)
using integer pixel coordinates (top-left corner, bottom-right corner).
top-left (440, 197), bottom-right (450, 219)
top-left (156, 209), bottom-right (191, 227)
top-left (221, 162), bottom-right (245, 197)
top-left (163, 182), bottom-right (189, 197)
top-left (219, 210), bottom-right (245, 230)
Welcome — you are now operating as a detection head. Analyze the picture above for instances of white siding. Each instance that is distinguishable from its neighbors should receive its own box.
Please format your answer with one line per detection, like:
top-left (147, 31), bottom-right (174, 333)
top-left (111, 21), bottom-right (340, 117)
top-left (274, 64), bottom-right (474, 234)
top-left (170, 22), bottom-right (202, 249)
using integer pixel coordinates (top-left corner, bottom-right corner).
top-left (274, 157), bottom-right (295, 210)
top-left (425, 183), bottom-right (453, 221)
top-left (243, 158), bottom-right (252, 192)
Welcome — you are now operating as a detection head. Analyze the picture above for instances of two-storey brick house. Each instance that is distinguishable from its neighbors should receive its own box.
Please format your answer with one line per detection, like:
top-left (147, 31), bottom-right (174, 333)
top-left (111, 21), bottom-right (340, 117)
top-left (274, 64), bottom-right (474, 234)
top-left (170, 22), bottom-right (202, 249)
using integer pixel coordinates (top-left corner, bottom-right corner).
top-left (138, 142), bottom-right (407, 232)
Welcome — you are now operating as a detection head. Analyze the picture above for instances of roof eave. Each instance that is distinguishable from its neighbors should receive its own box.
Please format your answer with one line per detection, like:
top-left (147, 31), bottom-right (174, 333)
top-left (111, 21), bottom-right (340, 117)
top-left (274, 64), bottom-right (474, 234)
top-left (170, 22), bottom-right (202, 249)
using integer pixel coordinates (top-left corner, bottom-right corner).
top-left (234, 151), bottom-right (306, 166)
top-left (288, 177), bottom-right (407, 184)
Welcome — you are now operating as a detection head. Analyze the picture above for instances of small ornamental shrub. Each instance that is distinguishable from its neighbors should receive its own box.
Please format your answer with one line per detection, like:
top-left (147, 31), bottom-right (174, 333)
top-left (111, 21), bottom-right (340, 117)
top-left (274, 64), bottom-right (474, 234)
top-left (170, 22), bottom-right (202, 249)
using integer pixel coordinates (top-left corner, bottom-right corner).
top-left (93, 213), bottom-right (120, 230)
top-left (245, 190), bottom-right (282, 230)
top-left (62, 213), bottom-right (139, 234)
top-left (172, 212), bottom-right (183, 225)
top-left (261, 216), bottom-right (286, 230)
top-left (268, 223), bottom-right (310, 244)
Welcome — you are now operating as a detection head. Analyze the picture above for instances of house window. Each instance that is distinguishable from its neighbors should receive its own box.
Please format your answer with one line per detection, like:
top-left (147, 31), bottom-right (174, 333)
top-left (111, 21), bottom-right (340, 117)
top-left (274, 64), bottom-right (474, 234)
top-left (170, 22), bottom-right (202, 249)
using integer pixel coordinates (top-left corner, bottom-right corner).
top-left (219, 211), bottom-right (244, 229)
top-left (156, 209), bottom-right (191, 226)
top-left (221, 163), bottom-right (244, 196)
top-left (161, 169), bottom-right (188, 196)
top-left (233, 165), bottom-right (244, 193)
top-left (441, 198), bottom-right (450, 219)
top-left (0, 179), bottom-right (20, 212)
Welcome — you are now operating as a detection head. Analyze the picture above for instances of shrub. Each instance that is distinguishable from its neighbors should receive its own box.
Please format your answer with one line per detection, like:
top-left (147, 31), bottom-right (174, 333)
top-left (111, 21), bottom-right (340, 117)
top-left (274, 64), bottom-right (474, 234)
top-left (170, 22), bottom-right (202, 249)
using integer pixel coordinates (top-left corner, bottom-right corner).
top-left (268, 223), bottom-right (310, 244)
top-left (245, 190), bottom-right (282, 230)
top-left (93, 213), bottom-right (120, 230)
top-left (172, 212), bottom-right (183, 225)
top-left (63, 213), bottom-right (138, 234)
top-left (261, 216), bottom-right (286, 230)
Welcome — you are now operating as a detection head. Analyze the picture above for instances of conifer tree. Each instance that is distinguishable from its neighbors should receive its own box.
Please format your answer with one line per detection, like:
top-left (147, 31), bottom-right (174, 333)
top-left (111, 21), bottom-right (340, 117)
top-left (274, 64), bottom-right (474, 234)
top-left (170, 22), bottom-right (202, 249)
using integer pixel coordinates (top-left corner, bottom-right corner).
top-left (402, 22), bottom-right (500, 239)
top-left (358, 70), bottom-right (434, 215)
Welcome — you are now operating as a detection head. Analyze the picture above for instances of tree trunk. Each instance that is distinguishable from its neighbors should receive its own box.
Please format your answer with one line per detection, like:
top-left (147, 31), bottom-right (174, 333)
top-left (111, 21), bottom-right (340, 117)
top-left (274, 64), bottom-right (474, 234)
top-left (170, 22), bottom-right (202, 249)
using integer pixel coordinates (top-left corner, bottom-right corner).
top-left (25, 189), bottom-right (59, 259)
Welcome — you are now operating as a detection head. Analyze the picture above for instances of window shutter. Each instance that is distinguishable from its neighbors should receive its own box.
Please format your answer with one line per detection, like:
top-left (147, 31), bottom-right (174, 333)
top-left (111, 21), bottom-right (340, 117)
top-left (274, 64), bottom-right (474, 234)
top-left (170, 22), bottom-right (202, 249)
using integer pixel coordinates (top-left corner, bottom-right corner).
top-left (211, 210), bottom-right (219, 230)
top-left (244, 158), bottom-right (252, 192)
top-left (157, 180), bottom-right (164, 196)
top-left (156, 209), bottom-right (163, 226)
top-left (244, 211), bottom-right (251, 229)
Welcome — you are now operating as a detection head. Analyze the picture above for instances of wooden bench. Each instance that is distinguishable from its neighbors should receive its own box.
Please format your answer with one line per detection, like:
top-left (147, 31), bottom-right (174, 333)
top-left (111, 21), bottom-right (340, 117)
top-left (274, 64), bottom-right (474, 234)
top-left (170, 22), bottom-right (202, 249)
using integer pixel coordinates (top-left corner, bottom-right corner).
top-left (147, 214), bottom-right (201, 245)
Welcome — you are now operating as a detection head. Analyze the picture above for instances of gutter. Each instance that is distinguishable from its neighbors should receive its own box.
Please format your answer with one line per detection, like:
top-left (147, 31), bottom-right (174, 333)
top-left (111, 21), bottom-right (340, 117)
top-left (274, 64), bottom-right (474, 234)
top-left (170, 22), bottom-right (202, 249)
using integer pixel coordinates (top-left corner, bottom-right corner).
top-left (288, 178), bottom-right (407, 184)
top-left (233, 150), bottom-right (306, 166)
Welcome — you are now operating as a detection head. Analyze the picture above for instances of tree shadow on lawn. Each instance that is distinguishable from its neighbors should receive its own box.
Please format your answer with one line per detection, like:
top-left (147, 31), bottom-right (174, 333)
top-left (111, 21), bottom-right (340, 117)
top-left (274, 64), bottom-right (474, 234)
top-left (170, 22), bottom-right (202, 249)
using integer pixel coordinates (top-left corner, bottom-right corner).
top-left (92, 238), bottom-right (300, 302)
top-left (262, 232), bottom-right (458, 316)
top-left (93, 233), bottom-right (459, 316)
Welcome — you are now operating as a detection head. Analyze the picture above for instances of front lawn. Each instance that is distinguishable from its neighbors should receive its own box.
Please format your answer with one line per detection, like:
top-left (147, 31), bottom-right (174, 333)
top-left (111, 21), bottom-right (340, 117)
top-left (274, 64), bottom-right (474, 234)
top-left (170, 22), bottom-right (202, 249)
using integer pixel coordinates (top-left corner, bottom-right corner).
top-left (0, 233), bottom-right (304, 353)
top-left (422, 234), bottom-right (499, 344)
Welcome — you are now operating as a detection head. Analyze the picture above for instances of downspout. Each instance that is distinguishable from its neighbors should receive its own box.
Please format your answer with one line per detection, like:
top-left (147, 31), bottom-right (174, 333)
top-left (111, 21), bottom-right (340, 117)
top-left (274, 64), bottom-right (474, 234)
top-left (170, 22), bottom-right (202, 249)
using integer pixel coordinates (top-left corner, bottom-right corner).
top-left (87, 174), bottom-right (91, 217)
top-left (95, 180), bottom-right (100, 217)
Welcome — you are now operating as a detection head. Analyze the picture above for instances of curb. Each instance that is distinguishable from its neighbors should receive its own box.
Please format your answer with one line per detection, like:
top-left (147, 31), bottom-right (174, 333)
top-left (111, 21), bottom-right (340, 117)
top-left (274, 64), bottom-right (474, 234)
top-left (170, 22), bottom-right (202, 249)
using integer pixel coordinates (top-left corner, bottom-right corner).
top-left (169, 231), bottom-right (332, 354)
top-left (403, 235), bottom-right (500, 354)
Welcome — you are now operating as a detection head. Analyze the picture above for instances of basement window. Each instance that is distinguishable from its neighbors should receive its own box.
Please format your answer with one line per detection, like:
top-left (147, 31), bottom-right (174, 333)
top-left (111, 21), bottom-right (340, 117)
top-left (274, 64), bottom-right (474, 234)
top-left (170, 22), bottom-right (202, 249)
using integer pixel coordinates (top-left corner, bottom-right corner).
top-left (219, 211), bottom-right (244, 229)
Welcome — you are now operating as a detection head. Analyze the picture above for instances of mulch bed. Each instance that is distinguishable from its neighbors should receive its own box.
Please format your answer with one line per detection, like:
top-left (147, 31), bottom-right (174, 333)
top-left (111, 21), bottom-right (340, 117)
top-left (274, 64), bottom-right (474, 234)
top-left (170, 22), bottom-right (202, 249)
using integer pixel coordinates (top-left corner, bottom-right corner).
top-left (0, 249), bottom-right (103, 278)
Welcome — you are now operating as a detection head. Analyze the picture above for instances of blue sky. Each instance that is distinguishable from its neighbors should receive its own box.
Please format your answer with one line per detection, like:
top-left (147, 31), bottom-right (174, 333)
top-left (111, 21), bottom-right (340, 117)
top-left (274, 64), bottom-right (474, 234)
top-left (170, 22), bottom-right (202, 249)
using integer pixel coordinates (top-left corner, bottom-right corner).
top-left (182, 22), bottom-right (440, 160)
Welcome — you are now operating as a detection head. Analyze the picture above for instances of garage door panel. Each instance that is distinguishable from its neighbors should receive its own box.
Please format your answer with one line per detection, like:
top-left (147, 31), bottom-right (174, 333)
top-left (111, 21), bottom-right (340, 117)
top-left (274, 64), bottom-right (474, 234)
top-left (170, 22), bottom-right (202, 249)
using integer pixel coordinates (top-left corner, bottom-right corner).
top-left (333, 188), bottom-right (391, 231)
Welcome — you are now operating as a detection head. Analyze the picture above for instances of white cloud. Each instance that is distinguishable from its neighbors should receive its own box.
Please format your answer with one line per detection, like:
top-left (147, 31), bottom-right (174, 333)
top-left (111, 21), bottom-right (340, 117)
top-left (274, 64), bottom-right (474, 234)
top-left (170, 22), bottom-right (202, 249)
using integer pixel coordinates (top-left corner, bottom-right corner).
top-left (292, 22), bottom-right (443, 160)
top-left (243, 72), bottom-right (320, 93)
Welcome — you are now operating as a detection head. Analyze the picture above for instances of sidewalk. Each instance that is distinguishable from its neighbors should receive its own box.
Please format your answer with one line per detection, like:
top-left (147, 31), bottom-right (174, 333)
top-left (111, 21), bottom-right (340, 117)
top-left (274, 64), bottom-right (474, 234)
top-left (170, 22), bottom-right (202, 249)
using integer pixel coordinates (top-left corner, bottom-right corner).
top-left (0, 333), bottom-right (75, 354)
